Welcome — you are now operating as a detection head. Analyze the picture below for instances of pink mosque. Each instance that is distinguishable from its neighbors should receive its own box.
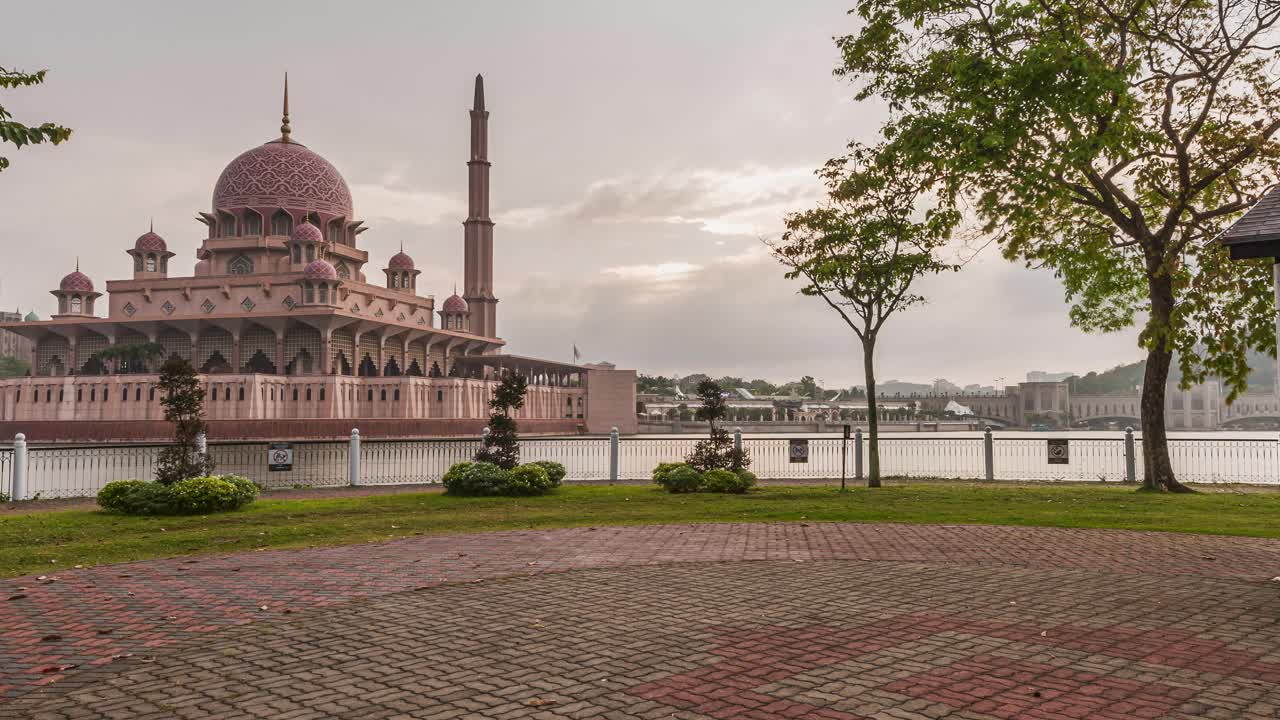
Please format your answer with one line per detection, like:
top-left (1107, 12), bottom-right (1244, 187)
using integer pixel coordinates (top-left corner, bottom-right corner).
top-left (0, 76), bottom-right (637, 442)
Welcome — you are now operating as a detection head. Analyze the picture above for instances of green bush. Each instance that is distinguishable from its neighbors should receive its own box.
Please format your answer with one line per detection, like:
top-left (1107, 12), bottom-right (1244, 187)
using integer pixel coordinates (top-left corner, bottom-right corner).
top-left (98, 481), bottom-right (174, 516)
top-left (702, 469), bottom-right (755, 494)
top-left (443, 462), bottom-right (509, 496)
top-left (529, 460), bottom-right (566, 487)
top-left (652, 463), bottom-right (685, 487)
top-left (506, 464), bottom-right (553, 496)
top-left (97, 480), bottom-right (151, 511)
top-left (168, 476), bottom-right (250, 515)
top-left (219, 475), bottom-right (260, 506)
top-left (654, 463), bottom-right (703, 493)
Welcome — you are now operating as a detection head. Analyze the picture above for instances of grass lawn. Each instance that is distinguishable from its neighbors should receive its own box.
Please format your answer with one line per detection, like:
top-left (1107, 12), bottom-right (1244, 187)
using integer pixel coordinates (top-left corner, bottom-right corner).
top-left (1, 482), bottom-right (1278, 578)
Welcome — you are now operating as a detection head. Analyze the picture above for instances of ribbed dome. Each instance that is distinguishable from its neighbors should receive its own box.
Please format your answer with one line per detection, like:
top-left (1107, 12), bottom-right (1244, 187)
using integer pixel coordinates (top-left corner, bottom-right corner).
top-left (23, 311), bottom-right (39, 322)
top-left (388, 251), bottom-right (415, 270)
top-left (59, 270), bottom-right (94, 293)
top-left (134, 230), bottom-right (167, 253)
top-left (291, 221), bottom-right (323, 244)
top-left (303, 259), bottom-right (338, 280)
top-left (213, 140), bottom-right (353, 217)
top-left (442, 293), bottom-right (468, 312)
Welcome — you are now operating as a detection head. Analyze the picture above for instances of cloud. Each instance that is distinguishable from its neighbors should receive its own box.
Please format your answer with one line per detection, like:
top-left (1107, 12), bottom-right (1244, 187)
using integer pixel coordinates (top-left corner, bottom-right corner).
top-left (350, 182), bottom-right (463, 227)
top-left (498, 164), bottom-right (824, 237)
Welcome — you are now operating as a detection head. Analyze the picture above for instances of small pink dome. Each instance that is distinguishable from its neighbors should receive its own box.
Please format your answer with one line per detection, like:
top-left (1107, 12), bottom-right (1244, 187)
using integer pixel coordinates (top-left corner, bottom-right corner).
top-left (134, 230), bottom-right (167, 253)
top-left (59, 270), bottom-right (94, 293)
top-left (388, 251), bottom-right (415, 270)
top-left (442, 293), bottom-right (468, 312)
top-left (291, 221), bottom-right (323, 244)
top-left (303, 259), bottom-right (337, 280)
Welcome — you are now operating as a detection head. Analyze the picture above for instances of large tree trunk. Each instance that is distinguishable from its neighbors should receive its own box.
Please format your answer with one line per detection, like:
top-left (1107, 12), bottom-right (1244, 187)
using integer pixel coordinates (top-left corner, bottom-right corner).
top-left (863, 335), bottom-right (881, 488)
top-left (1141, 274), bottom-right (1192, 493)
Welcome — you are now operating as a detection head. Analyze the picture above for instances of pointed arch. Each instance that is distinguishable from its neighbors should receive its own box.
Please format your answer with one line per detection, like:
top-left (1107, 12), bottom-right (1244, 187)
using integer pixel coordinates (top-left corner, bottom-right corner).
top-left (243, 209), bottom-right (263, 237)
top-left (270, 209), bottom-right (293, 236)
top-left (228, 255), bottom-right (254, 275)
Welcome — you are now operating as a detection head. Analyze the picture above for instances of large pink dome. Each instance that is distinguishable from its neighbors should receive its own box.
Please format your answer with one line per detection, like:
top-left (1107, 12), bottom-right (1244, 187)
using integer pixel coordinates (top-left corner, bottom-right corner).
top-left (213, 140), bottom-right (353, 217)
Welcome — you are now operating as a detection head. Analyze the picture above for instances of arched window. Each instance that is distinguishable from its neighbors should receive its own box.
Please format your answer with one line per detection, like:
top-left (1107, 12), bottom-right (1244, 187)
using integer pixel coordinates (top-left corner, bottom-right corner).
top-left (146, 255), bottom-right (157, 272)
top-left (243, 210), bottom-right (262, 237)
top-left (305, 244), bottom-right (315, 262)
top-left (70, 296), bottom-right (82, 314)
top-left (327, 220), bottom-right (344, 244)
top-left (228, 255), bottom-right (253, 275)
top-left (335, 262), bottom-right (350, 279)
top-left (304, 211), bottom-right (321, 227)
top-left (134, 255), bottom-right (144, 272)
top-left (318, 284), bottom-right (329, 303)
top-left (160, 256), bottom-right (168, 272)
top-left (271, 210), bottom-right (293, 236)
top-left (218, 212), bottom-right (237, 238)
top-left (401, 272), bottom-right (410, 289)
top-left (390, 274), bottom-right (399, 289)
top-left (292, 244), bottom-right (302, 263)
top-left (304, 283), bottom-right (315, 304)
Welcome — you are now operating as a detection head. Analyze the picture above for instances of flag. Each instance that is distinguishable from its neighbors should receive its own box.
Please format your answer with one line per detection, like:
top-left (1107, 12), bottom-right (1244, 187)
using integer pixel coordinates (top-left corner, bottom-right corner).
top-left (572, 344), bottom-right (581, 363)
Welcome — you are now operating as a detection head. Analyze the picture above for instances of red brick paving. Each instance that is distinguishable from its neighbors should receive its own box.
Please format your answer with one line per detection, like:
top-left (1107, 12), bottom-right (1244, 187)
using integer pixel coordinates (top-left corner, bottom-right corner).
top-left (4, 522), bottom-right (1280, 718)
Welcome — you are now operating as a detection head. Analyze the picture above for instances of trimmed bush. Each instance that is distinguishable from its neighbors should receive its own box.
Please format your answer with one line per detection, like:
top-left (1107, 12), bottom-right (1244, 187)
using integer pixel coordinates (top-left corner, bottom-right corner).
top-left (168, 476), bottom-right (248, 515)
top-left (220, 475), bottom-right (260, 506)
top-left (443, 462), bottom-right (509, 496)
top-left (529, 460), bottom-right (566, 487)
top-left (506, 464), bottom-right (553, 496)
top-left (98, 481), bottom-right (174, 516)
top-left (651, 463), bottom-right (685, 487)
top-left (654, 464), bottom-right (703, 493)
top-left (97, 480), bottom-right (151, 512)
top-left (702, 469), bottom-right (755, 494)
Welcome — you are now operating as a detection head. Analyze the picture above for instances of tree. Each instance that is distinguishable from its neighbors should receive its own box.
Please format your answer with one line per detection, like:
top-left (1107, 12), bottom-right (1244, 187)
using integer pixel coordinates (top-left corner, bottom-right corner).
top-left (89, 342), bottom-right (165, 374)
top-left (154, 357), bottom-right (214, 485)
top-left (837, 0), bottom-right (1280, 491)
top-left (476, 372), bottom-right (528, 470)
top-left (685, 379), bottom-right (750, 472)
top-left (0, 355), bottom-right (30, 378)
top-left (770, 143), bottom-right (959, 487)
top-left (1, 67), bottom-right (72, 172)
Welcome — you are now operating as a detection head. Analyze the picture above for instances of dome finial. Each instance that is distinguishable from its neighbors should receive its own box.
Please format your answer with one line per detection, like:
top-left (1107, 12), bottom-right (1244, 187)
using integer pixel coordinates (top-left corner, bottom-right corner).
top-left (280, 72), bottom-right (292, 142)
top-left (149, 217), bottom-right (154, 233)
top-left (75, 256), bottom-right (80, 272)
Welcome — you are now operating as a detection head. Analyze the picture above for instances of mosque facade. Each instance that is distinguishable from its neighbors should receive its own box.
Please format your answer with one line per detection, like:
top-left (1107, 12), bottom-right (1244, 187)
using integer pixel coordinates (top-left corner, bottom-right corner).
top-left (0, 76), bottom-right (636, 441)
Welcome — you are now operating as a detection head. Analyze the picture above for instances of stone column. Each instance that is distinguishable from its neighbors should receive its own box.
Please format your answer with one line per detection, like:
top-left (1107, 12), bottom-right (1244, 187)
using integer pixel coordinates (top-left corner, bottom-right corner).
top-left (275, 332), bottom-right (285, 375)
top-left (321, 331), bottom-right (332, 375)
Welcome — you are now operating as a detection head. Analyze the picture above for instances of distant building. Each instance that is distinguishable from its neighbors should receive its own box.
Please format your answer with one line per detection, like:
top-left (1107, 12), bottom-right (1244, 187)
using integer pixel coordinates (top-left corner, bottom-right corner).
top-left (1026, 370), bottom-right (1074, 383)
top-left (0, 311), bottom-right (35, 370)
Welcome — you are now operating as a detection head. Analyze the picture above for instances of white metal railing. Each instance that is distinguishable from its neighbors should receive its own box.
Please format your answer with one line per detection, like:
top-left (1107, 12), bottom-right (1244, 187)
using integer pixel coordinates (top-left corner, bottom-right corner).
top-left (3, 429), bottom-right (1279, 500)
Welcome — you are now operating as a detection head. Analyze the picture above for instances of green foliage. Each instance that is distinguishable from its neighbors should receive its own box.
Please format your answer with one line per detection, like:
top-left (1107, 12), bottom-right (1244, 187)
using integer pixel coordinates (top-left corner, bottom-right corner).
top-left (701, 469), bottom-right (755, 494)
top-left (98, 476), bottom-right (257, 516)
top-left (443, 461), bottom-right (510, 496)
top-left (0, 355), bottom-right (30, 378)
top-left (505, 464), bottom-right (554, 496)
top-left (90, 342), bottom-right (165, 374)
top-left (835, 0), bottom-right (1280, 489)
top-left (653, 464), bottom-right (703, 493)
top-left (685, 380), bottom-right (751, 472)
top-left (476, 373), bottom-right (528, 470)
top-left (155, 357), bottom-right (213, 485)
top-left (1068, 362), bottom-right (1146, 396)
top-left (0, 67), bottom-right (72, 172)
top-left (529, 460), bottom-right (566, 487)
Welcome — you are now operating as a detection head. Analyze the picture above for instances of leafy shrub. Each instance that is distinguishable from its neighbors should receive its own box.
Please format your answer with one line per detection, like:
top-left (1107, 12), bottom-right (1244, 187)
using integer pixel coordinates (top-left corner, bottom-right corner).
top-left (219, 475), bottom-right (260, 506)
top-left (98, 481), bottom-right (174, 515)
top-left (97, 480), bottom-right (151, 511)
top-left (651, 463), bottom-right (685, 486)
top-left (168, 476), bottom-right (248, 515)
top-left (529, 460), bottom-right (566, 487)
top-left (443, 461), bottom-right (509, 496)
top-left (701, 469), bottom-right (756, 494)
top-left (654, 464), bottom-right (703, 493)
top-left (505, 464), bottom-right (554, 496)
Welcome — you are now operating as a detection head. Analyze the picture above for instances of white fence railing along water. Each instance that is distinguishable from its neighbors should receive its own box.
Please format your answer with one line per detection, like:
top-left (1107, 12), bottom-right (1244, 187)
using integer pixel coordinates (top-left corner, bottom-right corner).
top-left (2, 429), bottom-right (1278, 500)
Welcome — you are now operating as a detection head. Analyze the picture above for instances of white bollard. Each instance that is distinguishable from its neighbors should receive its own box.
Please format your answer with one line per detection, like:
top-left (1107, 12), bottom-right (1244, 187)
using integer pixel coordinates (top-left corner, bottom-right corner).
top-left (11, 433), bottom-right (26, 502)
top-left (609, 427), bottom-right (620, 482)
top-left (349, 428), bottom-right (361, 487)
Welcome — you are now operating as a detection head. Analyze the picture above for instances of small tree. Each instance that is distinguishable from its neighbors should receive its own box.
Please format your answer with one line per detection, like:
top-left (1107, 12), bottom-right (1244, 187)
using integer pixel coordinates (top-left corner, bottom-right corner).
top-left (90, 342), bottom-right (165, 374)
top-left (476, 372), bottom-right (528, 470)
top-left (770, 144), bottom-right (959, 487)
top-left (154, 357), bottom-right (214, 485)
top-left (1, 67), bottom-right (72, 172)
top-left (685, 379), bottom-right (751, 472)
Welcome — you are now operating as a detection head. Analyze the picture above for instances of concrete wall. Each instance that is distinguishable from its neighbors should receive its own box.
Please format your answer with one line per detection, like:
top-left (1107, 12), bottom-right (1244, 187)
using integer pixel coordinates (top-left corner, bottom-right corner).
top-left (584, 367), bottom-right (638, 434)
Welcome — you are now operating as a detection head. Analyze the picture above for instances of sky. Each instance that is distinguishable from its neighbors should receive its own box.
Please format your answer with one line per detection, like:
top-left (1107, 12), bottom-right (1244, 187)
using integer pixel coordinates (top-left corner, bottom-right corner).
top-left (0, 0), bottom-right (1143, 388)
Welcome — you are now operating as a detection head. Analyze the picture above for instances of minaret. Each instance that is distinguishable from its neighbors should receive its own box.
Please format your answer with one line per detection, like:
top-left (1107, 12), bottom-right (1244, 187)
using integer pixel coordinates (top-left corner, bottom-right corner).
top-left (463, 74), bottom-right (497, 339)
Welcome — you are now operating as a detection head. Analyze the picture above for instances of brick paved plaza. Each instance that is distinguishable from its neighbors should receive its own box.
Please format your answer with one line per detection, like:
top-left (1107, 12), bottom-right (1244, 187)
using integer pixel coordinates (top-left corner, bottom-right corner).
top-left (4, 522), bottom-right (1280, 719)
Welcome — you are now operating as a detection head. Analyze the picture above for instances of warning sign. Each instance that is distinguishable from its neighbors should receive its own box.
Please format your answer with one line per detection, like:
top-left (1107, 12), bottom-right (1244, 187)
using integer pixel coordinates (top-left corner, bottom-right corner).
top-left (789, 439), bottom-right (809, 464)
top-left (1047, 439), bottom-right (1069, 465)
top-left (268, 442), bottom-right (294, 472)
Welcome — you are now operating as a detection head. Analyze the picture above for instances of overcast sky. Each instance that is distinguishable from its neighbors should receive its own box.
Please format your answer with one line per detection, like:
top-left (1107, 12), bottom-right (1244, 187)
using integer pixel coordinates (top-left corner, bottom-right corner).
top-left (0, 1), bottom-right (1143, 388)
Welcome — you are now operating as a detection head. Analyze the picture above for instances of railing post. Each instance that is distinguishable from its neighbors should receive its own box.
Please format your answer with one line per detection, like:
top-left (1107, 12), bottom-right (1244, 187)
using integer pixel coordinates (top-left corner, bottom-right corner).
top-left (609, 427), bottom-right (620, 482)
top-left (348, 428), bottom-right (361, 487)
top-left (854, 427), bottom-right (863, 481)
top-left (11, 433), bottom-right (26, 502)
top-left (1125, 427), bottom-right (1136, 483)
top-left (983, 426), bottom-right (994, 481)
top-left (733, 427), bottom-right (742, 454)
